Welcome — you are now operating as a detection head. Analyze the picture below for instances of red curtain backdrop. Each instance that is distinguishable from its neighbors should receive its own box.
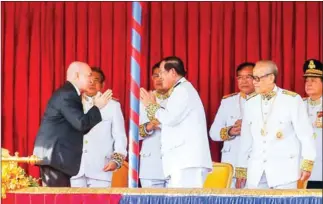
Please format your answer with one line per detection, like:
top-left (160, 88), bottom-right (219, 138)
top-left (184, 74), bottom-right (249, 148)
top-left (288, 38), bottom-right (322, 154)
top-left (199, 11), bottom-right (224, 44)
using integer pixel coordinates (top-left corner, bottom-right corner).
top-left (2, 2), bottom-right (323, 178)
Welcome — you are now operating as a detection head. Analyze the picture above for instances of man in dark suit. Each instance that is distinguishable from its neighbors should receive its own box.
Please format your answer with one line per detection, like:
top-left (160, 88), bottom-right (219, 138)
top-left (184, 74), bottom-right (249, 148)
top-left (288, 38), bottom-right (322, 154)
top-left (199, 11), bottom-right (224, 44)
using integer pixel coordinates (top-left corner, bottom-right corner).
top-left (33, 61), bottom-right (113, 187)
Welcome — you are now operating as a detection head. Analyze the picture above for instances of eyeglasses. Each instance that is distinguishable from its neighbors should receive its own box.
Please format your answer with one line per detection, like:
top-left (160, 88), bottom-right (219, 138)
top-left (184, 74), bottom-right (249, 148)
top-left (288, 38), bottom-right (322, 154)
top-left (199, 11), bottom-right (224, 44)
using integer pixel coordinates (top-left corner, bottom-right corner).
top-left (252, 73), bottom-right (273, 82)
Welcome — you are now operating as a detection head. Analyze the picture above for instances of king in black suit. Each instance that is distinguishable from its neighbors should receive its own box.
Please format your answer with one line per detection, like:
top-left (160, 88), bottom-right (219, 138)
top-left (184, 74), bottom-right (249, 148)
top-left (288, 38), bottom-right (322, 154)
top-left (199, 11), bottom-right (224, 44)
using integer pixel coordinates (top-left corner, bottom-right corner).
top-left (33, 62), bottom-right (111, 187)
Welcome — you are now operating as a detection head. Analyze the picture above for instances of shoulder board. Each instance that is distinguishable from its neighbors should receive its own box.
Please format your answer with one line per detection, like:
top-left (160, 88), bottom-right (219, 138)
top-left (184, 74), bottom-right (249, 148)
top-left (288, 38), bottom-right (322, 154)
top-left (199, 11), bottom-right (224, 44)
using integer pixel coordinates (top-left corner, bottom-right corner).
top-left (246, 92), bottom-right (258, 101)
top-left (282, 90), bottom-right (298, 97)
top-left (302, 97), bottom-right (308, 101)
top-left (222, 92), bottom-right (238, 99)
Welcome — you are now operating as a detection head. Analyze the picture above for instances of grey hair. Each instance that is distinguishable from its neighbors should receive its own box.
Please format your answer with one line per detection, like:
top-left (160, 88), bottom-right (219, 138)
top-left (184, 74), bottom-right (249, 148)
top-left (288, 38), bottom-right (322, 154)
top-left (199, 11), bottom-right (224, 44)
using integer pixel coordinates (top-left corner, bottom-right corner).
top-left (256, 60), bottom-right (278, 83)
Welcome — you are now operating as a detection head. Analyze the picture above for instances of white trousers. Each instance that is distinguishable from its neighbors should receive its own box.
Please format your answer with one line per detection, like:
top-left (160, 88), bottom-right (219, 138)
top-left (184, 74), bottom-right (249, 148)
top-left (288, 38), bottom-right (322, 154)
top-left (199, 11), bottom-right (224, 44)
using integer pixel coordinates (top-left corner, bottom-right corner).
top-left (70, 175), bottom-right (111, 188)
top-left (166, 167), bottom-right (209, 188)
top-left (230, 178), bottom-right (236, 188)
top-left (140, 179), bottom-right (167, 188)
top-left (248, 172), bottom-right (297, 189)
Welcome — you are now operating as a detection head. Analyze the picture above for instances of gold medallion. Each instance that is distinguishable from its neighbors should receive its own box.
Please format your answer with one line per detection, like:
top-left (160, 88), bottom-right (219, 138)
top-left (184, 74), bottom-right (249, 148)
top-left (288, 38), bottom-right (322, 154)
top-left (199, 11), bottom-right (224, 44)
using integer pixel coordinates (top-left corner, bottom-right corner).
top-left (313, 133), bottom-right (317, 139)
top-left (276, 131), bottom-right (283, 139)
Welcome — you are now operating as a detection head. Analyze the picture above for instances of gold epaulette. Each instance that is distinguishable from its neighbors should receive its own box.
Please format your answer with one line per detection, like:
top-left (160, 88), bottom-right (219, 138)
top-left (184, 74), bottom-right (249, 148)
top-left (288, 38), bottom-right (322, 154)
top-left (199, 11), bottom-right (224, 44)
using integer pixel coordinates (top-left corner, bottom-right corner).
top-left (247, 92), bottom-right (258, 101)
top-left (301, 159), bottom-right (314, 172)
top-left (282, 90), bottom-right (298, 97)
top-left (222, 92), bottom-right (239, 99)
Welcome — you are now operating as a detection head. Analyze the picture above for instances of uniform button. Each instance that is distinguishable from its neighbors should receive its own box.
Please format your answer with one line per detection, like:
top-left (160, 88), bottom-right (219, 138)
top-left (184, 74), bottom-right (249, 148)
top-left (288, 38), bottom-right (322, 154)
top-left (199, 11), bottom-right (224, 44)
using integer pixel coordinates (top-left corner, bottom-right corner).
top-left (262, 150), bottom-right (266, 154)
top-left (84, 140), bottom-right (88, 144)
top-left (263, 141), bottom-right (266, 144)
top-left (263, 159), bottom-right (267, 163)
top-left (83, 150), bottom-right (87, 153)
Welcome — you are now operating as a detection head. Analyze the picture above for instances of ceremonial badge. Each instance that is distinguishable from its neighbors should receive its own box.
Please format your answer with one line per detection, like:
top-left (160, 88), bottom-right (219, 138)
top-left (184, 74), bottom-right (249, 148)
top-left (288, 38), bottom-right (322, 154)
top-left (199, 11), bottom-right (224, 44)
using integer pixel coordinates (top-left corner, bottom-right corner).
top-left (313, 133), bottom-right (318, 139)
top-left (308, 60), bottom-right (316, 69)
top-left (276, 131), bottom-right (283, 139)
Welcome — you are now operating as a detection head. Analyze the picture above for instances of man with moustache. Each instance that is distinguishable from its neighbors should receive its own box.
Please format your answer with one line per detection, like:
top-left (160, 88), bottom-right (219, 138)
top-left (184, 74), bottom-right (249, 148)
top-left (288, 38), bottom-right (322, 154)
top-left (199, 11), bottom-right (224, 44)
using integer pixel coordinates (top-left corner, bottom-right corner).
top-left (302, 59), bottom-right (323, 189)
top-left (139, 62), bottom-right (170, 188)
top-left (140, 56), bottom-right (212, 188)
top-left (33, 62), bottom-right (113, 187)
top-left (209, 62), bottom-right (255, 188)
top-left (235, 60), bottom-right (316, 189)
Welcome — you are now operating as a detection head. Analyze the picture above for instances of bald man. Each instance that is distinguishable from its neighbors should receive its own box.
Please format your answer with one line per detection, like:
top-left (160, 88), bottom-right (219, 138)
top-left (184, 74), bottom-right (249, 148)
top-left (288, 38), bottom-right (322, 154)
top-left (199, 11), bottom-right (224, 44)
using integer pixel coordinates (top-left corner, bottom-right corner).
top-left (33, 62), bottom-right (113, 187)
top-left (235, 60), bottom-right (316, 189)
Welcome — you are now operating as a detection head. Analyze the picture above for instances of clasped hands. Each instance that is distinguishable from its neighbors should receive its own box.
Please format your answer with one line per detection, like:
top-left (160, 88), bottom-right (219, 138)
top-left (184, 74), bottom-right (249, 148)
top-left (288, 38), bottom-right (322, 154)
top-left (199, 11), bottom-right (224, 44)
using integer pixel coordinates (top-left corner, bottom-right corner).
top-left (140, 88), bottom-right (156, 107)
top-left (93, 89), bottom-right (113, 109)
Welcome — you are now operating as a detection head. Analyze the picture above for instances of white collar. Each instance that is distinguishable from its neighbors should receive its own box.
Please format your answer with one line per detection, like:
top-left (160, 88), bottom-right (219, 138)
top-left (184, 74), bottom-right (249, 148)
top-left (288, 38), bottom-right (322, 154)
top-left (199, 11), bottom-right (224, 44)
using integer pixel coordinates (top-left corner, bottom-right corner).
top-left (83, 92), bottom-right (101, 102)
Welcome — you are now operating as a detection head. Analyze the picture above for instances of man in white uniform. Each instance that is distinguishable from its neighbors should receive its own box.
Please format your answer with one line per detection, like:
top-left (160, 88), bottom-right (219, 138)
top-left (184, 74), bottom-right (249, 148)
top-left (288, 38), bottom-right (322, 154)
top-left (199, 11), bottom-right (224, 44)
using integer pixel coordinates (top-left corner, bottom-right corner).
top-left (235, 60), bottom-right (316, 189)
top-left (139, 62), bottom-right (170, 188)
top-left (302, 59), bottom-right (322, 189)
top-left (209, 62), bottom-right (255, 188)
top-left (71, 67), bottom-right (127, 187)
top-left (140, 56), bottom-right (213, 188)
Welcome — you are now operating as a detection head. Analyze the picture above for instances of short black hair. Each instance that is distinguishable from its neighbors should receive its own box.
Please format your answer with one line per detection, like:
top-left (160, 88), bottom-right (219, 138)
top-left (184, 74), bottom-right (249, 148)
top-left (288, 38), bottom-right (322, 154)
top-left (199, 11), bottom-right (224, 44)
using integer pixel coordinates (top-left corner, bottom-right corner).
top-left (162, 56), bottom-right (187, 77)
top-left (91, 67), bottom-right (105, 83)
top-left (151, 62), bottom-right (161, 74)
top-left (236, 62), bottom-right (255, 74)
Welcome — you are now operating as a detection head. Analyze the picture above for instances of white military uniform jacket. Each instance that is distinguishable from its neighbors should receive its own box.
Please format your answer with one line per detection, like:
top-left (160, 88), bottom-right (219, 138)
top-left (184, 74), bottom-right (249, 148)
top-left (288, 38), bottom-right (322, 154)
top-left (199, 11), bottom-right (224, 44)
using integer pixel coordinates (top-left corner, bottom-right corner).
top-left (304, 96), bottom-right (322, 182)
top-left (236, 86), bottom-right (316, 187)
top-left (147, 77), bottom-right (213, 177)
top-left (209, 92), bottom-right (247, 169)
top-left (72, 92), bottom-right (128, 181)
top-left (139, 92), bottom-right (168, 180)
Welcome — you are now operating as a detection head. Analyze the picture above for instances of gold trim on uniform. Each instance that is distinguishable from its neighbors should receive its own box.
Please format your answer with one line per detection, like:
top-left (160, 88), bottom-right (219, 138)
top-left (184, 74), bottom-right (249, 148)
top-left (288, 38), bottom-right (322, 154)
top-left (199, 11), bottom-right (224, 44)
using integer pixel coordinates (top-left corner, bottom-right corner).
top-left (301, 159), bottom-right (314, 172)
top-left (261, 91), bottom-right (277, 100)
top-left (240, 92), bottom-right (247, 99)
top-left (247, 92), bottom-right (258, 101)
top-left (282, 90), bottom-right (297, 97)
top-left (235, 167), bottom-right (247, 179)
top-left (223, 92), bottom-right (239, 99)
top-left (146, 103), bottom-right (161, 121)
top-left (220, 127), bottom-right (230, 141)
top-left (111, 153), bottom-right (125, 168)
top-left (308, 98), bottom-right (322, 106)
top-left (155, 92), bottom-right (169, 100)
top-left (139, 124), bottom-right (148, 137)
top-left (305, 69), bottom-right (323, 76)
top-left (276, 131), bottom-right (283, 139)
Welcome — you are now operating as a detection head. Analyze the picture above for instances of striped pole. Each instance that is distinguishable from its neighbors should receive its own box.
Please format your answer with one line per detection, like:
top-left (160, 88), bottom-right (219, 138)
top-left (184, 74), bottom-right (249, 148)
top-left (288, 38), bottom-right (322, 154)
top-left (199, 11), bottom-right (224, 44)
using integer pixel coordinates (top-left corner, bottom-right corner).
top-left (129, 1), bottom-right (142, 188)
